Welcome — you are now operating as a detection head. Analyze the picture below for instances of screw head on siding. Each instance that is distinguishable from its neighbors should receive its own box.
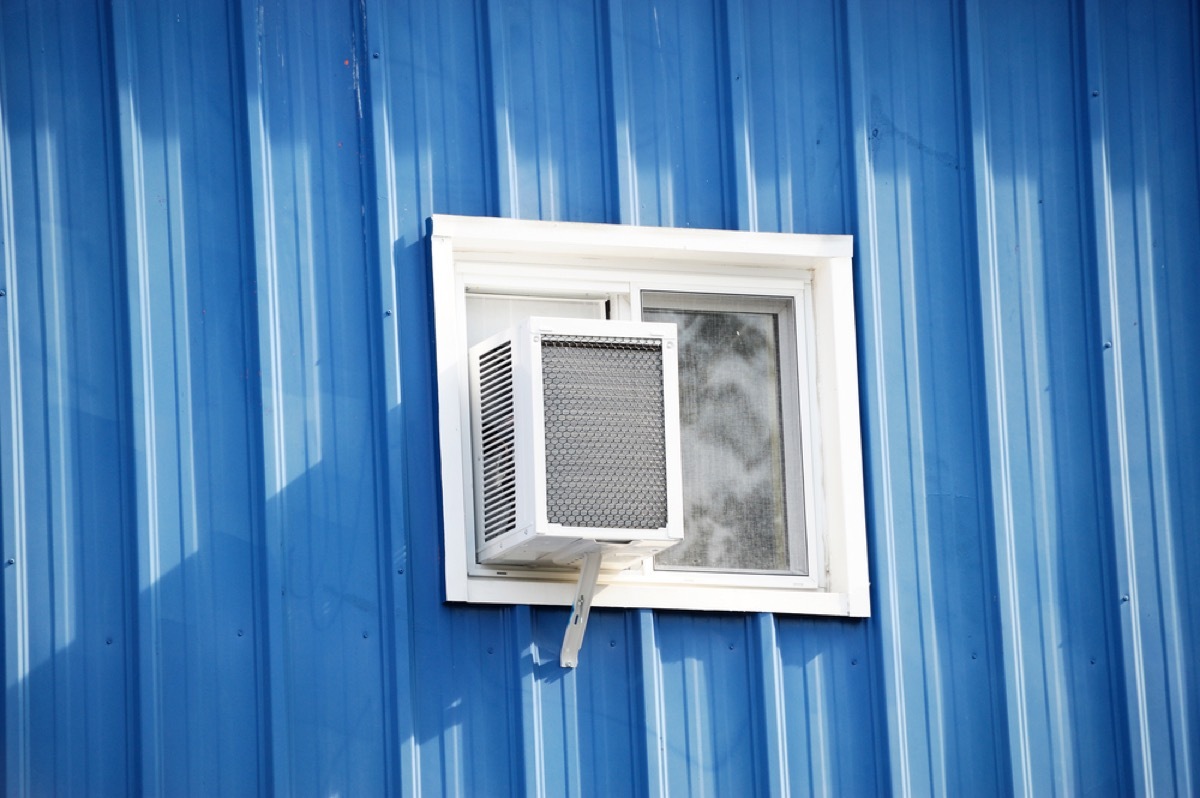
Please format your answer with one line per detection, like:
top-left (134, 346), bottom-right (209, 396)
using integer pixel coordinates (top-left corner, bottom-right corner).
top-left (0, 289), bottom-right (7, 297)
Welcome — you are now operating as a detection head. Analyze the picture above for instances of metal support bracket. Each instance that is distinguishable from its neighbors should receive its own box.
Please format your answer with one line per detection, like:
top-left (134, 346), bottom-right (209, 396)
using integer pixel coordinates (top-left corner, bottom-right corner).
top-left (559, 550), bottom-right (604, 668)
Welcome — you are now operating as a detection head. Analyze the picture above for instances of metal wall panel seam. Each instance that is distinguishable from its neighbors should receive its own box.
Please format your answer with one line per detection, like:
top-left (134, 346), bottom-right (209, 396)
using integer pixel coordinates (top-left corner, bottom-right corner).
top-left (1062, 10), bottom-right (1136, 794)
top-left (358, 0), bottom-right (420, 794)
top-left (351, 0), bottom-right (403, 792)
top-left (842, 1), bottom-right (932, 794)
top-left (723, 0), bottom-right (756, 232)
top-left (136, 3), bottom-right (210, 789)
top-left (534, 1), bottom-right (565, 222)
top-left (98, 4), bottom-right (143, 788)
top-left (1080, 1), bottom-right (1156, 793)
top-left (960, 0), bottom-right (1040, 793)
top-left (886, 53), bottom-right (952, 788)
top-left (107, 2), bottom-right (169, 792)
top-left (797, 627), bottom-right (833, 797)
top-left (221, 0), bottom-right (275, 789)
top-left (559, 644), bottom-right (586, 798)
top-left (752, 614), bottom-right (789, 797)
top-left (636, 0), bottom-right (674, 228)
top-left (635, 609), bottom-right (669, 797)
top-left (146, 14), bottom-right (221, 789)
top-left (512, 606), bottom-right (544, 797)
top-left (641, 0), bottom-right (676, 227)
top-left (0, 11), bottom-right (32, 792)
top-left (483, 0), bottom-right (520, 220)
top-left (32, 18), bottom-right (76, 790)
top-left (1122, 9), bottom-right (1193, 791)
top-left (947, 4), bottom-right (1015, 793)
top-left (233, 0), bottom-right (291, 792)
top-left (842, 2), bottom-right (909, 792)
top-left (603, 0), bottom-right (638, 225)
top-left (831, 0), bottom-right (855, 237)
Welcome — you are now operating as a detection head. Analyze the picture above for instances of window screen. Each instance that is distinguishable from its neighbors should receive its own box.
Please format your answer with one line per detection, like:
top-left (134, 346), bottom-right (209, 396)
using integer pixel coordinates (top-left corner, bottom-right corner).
top-left (642, 293), bottom-right (806, 574)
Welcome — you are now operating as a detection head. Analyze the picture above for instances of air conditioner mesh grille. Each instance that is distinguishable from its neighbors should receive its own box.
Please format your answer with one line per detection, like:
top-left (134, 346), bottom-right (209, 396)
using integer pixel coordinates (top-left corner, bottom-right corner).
top-left (541, 335), bottom-right (668, 529)
top-left (477, 341), bottom-right (517, 542)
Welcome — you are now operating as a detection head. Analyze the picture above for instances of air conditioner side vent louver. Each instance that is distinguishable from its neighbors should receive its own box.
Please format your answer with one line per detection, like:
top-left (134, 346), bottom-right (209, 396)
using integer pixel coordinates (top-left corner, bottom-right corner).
top-left (477, 341), bottom-right (516, 542)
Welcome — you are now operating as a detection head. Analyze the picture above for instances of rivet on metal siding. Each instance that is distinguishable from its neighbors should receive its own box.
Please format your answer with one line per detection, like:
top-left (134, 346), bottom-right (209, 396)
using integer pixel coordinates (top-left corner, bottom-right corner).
top-left (106, 637), bottom-right (113, 645)
top-left (1121, 594), bottom-right (1130, 602)
top-left (237, 629), bottom-right (244, 637)
top-left (384, 309), bottom-right (393, 316)
top-left (373, 52), bottom-right (380, 59)
top-left (363, 631), bottom-right (370, 639)
top-left (0, 289), bottom-right (7, 297)
top-left (1103, 340), bottom-right (1112, 349)
top-left (5, 558), bottom-right (12, 565)
top-left (1092, 90), bottom-right (1100, 97)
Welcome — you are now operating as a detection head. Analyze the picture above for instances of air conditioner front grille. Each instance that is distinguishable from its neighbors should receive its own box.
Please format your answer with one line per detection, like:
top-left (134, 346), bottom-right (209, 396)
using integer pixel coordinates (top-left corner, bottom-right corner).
top-left (540, 335), bottom-right (668, 529)
top-left (477, 341), bottom-right (517, 541)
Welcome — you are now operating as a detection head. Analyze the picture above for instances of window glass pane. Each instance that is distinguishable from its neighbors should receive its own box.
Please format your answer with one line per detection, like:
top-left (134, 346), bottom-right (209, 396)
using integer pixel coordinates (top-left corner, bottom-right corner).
top-left (643, 293), bottom-right (805, 574)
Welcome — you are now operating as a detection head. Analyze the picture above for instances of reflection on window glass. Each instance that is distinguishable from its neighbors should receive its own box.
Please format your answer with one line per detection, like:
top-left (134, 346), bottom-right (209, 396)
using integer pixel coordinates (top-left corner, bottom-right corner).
top-left (643, 295), bottom-right (803, 574)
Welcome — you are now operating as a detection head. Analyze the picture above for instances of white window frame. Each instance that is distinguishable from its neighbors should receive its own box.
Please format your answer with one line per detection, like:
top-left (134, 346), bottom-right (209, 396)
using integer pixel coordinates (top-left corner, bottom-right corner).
top-left (429, 214), bottom-right (869, 616)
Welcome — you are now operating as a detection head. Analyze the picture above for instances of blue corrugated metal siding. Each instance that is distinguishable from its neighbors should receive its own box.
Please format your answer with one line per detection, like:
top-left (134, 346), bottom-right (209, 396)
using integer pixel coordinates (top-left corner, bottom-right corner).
top-left (1085, 1), bottom-right (1200, 793)
top-left (1, 2), bottom-right (135, 793)
top-left (111, 0), bottom-right (268, 793)
top-left (965, 0), bottom-right (1130, 793)
top-left (1, 0), bottom-right (1197, 795)
top-left (848, 0), bottom-right (1011, 793)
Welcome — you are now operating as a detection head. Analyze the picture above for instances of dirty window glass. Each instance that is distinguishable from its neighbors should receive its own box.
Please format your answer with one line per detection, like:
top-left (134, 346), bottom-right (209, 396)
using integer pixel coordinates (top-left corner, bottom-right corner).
top-left (642, 293), bottom-right (806, 575)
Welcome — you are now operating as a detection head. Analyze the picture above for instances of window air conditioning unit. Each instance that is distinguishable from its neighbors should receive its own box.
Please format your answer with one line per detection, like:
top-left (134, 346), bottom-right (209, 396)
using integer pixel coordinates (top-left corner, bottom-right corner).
top-left (468, 317), bottom-right (684, 570)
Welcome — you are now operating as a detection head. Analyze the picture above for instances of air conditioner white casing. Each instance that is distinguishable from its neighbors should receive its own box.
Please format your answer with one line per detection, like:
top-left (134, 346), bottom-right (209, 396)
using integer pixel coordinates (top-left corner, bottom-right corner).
top-left (468, 317), bottom-right (684, 569)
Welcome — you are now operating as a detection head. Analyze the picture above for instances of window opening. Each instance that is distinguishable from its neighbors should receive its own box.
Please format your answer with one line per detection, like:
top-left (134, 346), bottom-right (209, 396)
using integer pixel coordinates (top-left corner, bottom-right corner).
top-left (429, 214), bottom-right (868, 617)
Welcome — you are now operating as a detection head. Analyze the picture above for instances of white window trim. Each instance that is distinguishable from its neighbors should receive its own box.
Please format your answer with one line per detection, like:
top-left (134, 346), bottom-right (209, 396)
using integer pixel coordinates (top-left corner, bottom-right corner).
top-left (429, 214), bottom-right (869, 616)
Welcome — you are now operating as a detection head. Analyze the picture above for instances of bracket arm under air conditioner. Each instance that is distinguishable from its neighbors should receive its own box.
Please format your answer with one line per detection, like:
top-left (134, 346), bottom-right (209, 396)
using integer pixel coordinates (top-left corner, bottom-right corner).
top-left (559, 550), bottom-right (604, 668)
